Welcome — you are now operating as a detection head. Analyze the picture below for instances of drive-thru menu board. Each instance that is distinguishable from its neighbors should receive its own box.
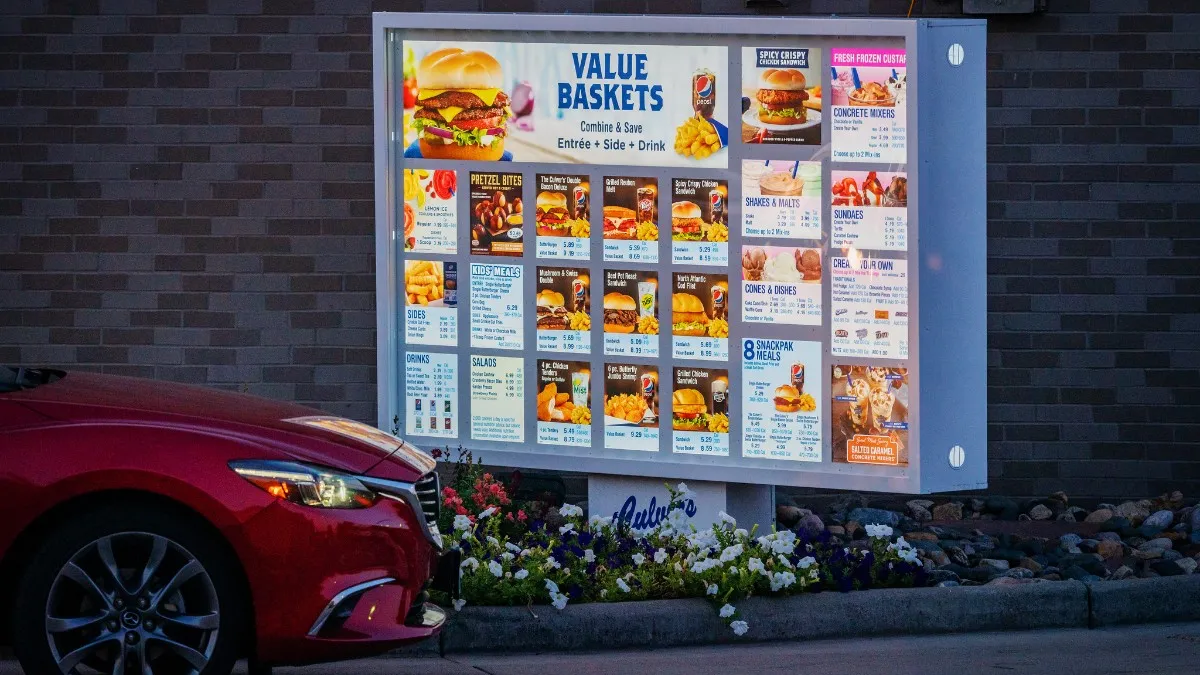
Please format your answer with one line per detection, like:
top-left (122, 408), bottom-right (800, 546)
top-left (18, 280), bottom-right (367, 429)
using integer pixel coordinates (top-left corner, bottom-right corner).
top-left (377, 13), bottom-right (987, 494)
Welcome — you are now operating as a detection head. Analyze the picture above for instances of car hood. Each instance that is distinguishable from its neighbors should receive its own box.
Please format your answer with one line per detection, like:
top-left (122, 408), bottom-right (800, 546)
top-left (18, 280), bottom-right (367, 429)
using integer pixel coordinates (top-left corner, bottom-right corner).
top-left (11, 371), bottom-right (434, 478)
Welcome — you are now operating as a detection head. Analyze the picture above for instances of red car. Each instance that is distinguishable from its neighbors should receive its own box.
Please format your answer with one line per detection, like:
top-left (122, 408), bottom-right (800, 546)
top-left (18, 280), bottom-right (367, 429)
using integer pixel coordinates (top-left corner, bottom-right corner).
top-left (0, 367), bottom-right (451, 674)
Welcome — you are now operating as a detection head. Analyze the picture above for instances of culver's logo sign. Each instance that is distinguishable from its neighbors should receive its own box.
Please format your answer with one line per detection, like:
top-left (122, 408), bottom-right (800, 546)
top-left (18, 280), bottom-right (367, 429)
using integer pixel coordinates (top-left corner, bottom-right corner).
top-left (612, 494), bottom-right (698, 530)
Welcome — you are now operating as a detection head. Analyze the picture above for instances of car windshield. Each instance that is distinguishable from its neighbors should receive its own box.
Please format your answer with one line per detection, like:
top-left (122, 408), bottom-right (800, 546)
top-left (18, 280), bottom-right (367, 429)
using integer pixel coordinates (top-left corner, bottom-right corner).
top-left (0, 367), bottom-right (65, 393)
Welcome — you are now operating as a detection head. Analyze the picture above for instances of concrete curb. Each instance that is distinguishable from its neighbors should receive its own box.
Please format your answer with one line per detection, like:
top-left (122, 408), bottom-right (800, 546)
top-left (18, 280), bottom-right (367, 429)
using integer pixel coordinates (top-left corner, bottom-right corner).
top-left (1089, 575), bottom-right (1200, 627)
top-left (428, 580), bottom-right (1093, 655)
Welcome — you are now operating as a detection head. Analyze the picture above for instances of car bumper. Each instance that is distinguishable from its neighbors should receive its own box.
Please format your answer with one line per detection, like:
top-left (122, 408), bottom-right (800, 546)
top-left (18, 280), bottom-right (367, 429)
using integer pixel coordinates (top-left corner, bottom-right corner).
top-left (231, 486), bottom-right (450, 664)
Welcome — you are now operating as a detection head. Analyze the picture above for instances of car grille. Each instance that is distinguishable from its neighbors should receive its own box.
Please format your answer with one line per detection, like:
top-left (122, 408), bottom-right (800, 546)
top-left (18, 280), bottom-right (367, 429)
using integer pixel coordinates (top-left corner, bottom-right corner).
top-left (414, 471), bottom-right (440, 525)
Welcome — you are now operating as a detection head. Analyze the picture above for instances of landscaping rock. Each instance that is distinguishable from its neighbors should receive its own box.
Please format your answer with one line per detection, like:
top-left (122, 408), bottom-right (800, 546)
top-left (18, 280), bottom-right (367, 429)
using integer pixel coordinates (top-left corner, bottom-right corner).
top-left (776, 505), bottom-right (803, 528)
top-left (1097, 539), bottom-right (1124, 560)
top-left (1189, 506), bottom-right (1200, 534)
top-left (932, 502), bottom-right (963, 521)
top-left (1029, 504), bottom-right (1053, 521)
top-left (1084, 508), bottom-right (1114, 524)
top-left (1056, 512), bottom-right (1077, 523)
top-left (939, 563), bottom-right (995, 583)
top-left (1060, 533), bottom-right (1083, 549)
top-left (946, 546), bottom-right (969, 567)
top-left (985, 497), bottom-right (1020, 520)
top-left (1164, 550), bottom-right (1183, 562)
top-left (1178, 558), bottom-right (1198, 575)
top-left (906, 499), bottom-right (934, 522)
top-left (927, 569), bottom-right (960, 584)
top-left (1151, 560), bottom-right (1185, 577)
top-left (979, 558), bottom-right (1010, 571)
top-left (1142, 510), bottom-right (1175, 532)
top-left (905, 531), bottom-right (938, 542)
top-left (1139, 537), bottom-right (1173, 552)
top-left (1113, 500), bottom-right (1151, 523)
top-left (1004, 567), bottom-right (1034, 579)
top-left (796, 513), bottom-right (825, 538)
top-left (847, 507), bottom-right (901, 528)
top-left (1111, 565), bottom-right (1136, 580)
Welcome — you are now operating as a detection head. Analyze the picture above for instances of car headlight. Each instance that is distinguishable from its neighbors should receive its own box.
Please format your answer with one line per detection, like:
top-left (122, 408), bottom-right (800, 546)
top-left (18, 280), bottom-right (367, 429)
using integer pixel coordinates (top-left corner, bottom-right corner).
top-left (230, 460), bottom-right (378, 509)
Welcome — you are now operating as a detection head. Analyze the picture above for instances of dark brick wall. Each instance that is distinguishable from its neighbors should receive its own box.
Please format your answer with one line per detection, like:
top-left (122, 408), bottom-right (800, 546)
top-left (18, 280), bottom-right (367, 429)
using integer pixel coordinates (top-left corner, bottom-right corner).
top-left (1, 0), bottom-right (1197, 499)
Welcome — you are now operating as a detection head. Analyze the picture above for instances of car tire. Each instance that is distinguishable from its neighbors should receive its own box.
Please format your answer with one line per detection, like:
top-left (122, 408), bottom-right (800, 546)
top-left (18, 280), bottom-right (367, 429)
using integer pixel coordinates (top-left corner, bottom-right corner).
top-left (11, 501), bottom-right (246, 675)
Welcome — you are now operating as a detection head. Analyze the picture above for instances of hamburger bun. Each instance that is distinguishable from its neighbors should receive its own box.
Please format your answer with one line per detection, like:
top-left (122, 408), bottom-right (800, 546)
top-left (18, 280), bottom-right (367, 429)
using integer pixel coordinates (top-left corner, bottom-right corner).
top-left (537, 191), bottom-right (568, 211)
top-left (604, 292), bottom-right (637, 311)
top-left (758, 68), bottom-right (807, 91)
top-left (774, 384), bottom-right (802, 413)
top-left (418, 138), bottom-right (505, 162)
top-left (417, 48), bottom-right (503, 90)
top-left (671, 201), bottom-right (703, 221)
top-left (537, 289), bottom-right (565, 308)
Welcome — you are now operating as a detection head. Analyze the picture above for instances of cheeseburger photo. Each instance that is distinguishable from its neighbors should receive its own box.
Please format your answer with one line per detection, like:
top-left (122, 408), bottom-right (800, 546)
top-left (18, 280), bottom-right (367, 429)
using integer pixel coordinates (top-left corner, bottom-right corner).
top-left (774, 384), bottom-right (803, 412)
top-left (413, 47), bottom-right (509, 161)
top-left (756, 68), bottom-right (809, 125)
top-left (602, 206), bottom-right (638, 240)
top-left (535, 191), bottom-right (572, 237)
top-left (671, 388), bottom-right (708, 432)
top-left (536, 289), bottom-right (569, 330)
top-left (671, 201), bottom-right (705, 241)
top-left (671, 293), bottom-right (709, 336)
top-left (602, 292), bottom-right (639, 333)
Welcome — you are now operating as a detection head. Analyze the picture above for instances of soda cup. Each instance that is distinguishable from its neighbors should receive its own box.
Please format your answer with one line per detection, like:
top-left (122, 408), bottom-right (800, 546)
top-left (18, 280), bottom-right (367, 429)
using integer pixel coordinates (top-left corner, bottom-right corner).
top-left (709, 188), bottom-right (725, 225)
top-left (444, 262), bottom-right (458, 306)
top-left (636, 186), bottom-right (655, 223)
top-left (711, 378), bottom-right (728, 415)
top-left (692, 68), bottom-right (716, 119)
top-left (791, 363), bottom-right (806, 394)
top-left (711, 283), bottom-right (727, 321)
top-left (640, 371), bottom-right (657, 423)
top-left (572, 277), bottom-right (586, 313)
top-left (572, 184), bottom-right (588, 221)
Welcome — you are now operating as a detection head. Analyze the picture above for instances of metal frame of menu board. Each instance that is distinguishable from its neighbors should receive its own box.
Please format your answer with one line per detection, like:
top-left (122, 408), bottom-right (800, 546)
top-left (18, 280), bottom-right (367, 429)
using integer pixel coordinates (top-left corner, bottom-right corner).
top-left (372, 12), bottom-right (987, 494)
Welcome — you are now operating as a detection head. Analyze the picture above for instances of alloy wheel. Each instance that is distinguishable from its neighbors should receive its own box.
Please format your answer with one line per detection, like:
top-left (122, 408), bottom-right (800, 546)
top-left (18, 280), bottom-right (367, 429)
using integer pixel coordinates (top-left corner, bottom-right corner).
top-left (44, 532), bottom-right (220, 675)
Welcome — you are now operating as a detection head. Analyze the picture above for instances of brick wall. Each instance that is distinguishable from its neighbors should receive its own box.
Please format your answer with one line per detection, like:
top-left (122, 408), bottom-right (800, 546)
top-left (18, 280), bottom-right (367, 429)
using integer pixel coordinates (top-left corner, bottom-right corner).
top-left (1, 0), bottom-right (1197, 499)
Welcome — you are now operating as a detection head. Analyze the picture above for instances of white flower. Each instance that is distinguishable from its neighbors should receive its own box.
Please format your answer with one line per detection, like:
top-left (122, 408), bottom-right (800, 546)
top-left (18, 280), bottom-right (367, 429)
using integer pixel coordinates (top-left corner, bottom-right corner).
top-left (674, 561), bottom-right (684, 573)
top-left (584, 549), bottom-right (596, 563)
top-left (488, 560), bottom-right (503, 577)
top-left (478, 506), bottom-right (497, 519)
top-left (559, 523), bottom-right (575, 535)
top-left (505, 572), bottom-right (511, 579)
top-left (654, 548), bottom-right (668, 564)
top-left (544, 579), bottom-right (560, 594)
top-left (460, 557), bottom-right (479, 571)
top-left (514, 569), bottom-right (529, 580)
top-left (748, 557), bottom-right (765, 574)
top-left (453, 514), bottom-right (473, 531)
top-left (487, 536), bottom-right (500, 546)
top-left (675, 482), bottom-right (691, 497)
top-left (453, 598), bottom-right (466, 611)
top-left (690, 558), bottom-right (721, 574)
top-left (777, 554), bottom-right (794, 569)
top-left (559, 504), bottom-right (583, 518)
top-left (505, 542), bottom-right (521, 553)
top-left (460, 530), bottom-right (472, 541)
top-left (796, 556), bottom-right (817, 570)
top-left (519, 548), bottom-right (531, 558)
top-left (632, 553), bottom-right (646, 566)
top-left (730, 620), bottom-right (749, 636)
top-left (769, 571), bottom-right (796, 592)
top-left (501, 552), bottom-right (515, 561)
top-left (589, 514), bottom-right (613, 529)
top-left (865, 524), bottom-right (893, 539)
top-left (550, 592), bottom-right (568, 610)
top-left (899, 547), bottom-right (919, 564)
top-left (734, 528), bottom-right (749, 540)
top-left (616, 578), bottom-right (631, 592)
top-left (719, 544), bottom-right (743, 562)
top-left (706, 583), bottom-right (718, 596)
top-left (600, 589), bottom-right (608, 599)
top-left (718, 511), bottom-right (737, 527)
top-left (719, 603), bottom-right (736, 618)
top-left (545, 558), bottom-right (562, 570)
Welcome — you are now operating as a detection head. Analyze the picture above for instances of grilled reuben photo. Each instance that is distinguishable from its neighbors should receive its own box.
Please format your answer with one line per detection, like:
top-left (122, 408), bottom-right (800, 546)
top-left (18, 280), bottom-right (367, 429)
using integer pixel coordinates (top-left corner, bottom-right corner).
top-left (536, 191), bottom-right (572, 236)
top-left (671, 388), bottom-right (708, 431)
top-left (603, 205), bottom-right (638, 240)
top-left (603, 292), bottom-right (639, 333)
top-left (756, 68), bottom-right (810, 125)
top-left (536, 289), bottom-right (569, 330)
top-left (413, 48), bottom-right (509, 160)
top-left (671, 292), bottom-right (710, 336)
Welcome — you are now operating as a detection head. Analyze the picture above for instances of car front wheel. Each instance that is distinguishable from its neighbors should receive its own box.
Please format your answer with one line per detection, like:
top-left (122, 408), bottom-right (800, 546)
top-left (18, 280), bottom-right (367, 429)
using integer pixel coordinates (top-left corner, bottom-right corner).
top-left (12, 503), bottom-right (245, 675)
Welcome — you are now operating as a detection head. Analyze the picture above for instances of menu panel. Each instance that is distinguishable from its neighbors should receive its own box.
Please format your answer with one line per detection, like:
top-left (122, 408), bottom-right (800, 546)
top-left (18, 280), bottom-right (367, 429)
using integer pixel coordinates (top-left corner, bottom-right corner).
top-left (470, 355), bottom-right (525, 443)
top-left (830, 48), bottom-right (907, 164)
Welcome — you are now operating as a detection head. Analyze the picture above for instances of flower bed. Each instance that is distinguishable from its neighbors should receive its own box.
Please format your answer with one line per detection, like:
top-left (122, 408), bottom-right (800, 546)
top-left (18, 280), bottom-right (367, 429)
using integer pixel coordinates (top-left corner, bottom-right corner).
top-left (434, 448), bottom-right (926, 635)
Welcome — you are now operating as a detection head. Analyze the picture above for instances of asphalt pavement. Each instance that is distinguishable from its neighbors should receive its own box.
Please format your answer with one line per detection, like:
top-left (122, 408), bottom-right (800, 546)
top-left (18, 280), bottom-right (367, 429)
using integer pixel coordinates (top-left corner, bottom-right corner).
top-left (3, 623), bottom-right (1198, 674)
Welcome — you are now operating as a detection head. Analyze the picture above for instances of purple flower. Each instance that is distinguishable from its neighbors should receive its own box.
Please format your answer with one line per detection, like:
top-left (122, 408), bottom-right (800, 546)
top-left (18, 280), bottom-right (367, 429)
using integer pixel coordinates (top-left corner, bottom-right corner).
top-left (577, 531), bottom-right (595, 547)
top-left (567, 583), bottom-right (583, 600)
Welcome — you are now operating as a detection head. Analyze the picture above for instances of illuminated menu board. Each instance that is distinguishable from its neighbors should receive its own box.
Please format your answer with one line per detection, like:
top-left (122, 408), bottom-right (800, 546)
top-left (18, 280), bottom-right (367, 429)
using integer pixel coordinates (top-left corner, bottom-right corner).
top-left (376, 13), bottom-right (986, 494)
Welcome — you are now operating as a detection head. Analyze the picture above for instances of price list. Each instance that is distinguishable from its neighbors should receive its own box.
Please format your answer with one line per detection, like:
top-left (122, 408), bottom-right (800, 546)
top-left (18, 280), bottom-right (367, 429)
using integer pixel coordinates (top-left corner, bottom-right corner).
top-left (470, 355), bottom-right (525, 443)
top-left (404, 351), bottom-right (458, 439)
top-left (469, 263), bottom-right (524, 350)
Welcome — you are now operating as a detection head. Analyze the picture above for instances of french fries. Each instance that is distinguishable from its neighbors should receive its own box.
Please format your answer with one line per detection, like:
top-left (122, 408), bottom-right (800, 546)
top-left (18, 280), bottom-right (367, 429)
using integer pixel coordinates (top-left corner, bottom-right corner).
top-left (707, 318), bottom-right (729, 339)
top-left (636, 315), bottom-right (659, 335)
top-left (404, 260), bottom-right (444, 306)
top-left (674, 116), bottom-right (722, 159)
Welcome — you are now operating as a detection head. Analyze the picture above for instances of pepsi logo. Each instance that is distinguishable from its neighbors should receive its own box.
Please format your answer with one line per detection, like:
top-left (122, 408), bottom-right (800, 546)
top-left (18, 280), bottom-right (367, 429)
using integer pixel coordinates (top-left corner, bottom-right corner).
top-left (695, 75), bottom-right (713, 97)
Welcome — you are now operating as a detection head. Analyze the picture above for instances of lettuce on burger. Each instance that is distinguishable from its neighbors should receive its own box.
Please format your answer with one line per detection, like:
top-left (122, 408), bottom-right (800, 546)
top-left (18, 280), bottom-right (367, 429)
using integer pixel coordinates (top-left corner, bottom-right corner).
top-left (413, 48), bottom-right (509, 161)
top-left (672, 388), bottom-right (708, 432)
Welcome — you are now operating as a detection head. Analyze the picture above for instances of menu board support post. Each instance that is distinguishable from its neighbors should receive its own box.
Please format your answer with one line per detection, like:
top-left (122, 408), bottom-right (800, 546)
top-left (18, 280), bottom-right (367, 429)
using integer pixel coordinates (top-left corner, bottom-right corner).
top-left (725, 483), bottom-right (776, 532)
